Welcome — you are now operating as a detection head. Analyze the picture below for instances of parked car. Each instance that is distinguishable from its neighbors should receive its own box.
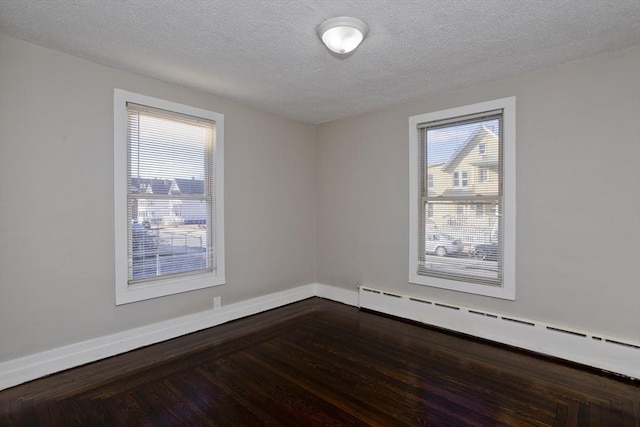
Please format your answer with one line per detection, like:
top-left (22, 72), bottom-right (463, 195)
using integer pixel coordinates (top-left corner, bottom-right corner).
top-left (425, 233), bottom-right (463, 257)
top-left (471, 243), bottom-right (499, 261)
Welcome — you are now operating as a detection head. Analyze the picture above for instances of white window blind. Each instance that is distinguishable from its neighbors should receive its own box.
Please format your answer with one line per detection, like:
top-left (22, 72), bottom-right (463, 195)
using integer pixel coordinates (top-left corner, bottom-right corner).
top-left (126, 103), bottom-right (215, 283)
top-left (418, 110), bottom-right (503, 286)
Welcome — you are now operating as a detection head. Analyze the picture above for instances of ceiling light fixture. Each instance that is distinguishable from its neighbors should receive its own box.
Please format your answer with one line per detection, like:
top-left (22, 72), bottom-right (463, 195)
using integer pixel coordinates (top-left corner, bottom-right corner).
top-left (318, 17), bottom-right (368, 55)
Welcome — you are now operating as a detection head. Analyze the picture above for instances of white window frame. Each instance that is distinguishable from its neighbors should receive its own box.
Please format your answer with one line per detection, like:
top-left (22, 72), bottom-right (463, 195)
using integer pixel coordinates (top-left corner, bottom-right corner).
top-left (408, 97), bottom-right (516, 300)
top-left (114, 89), bottom-right (225, 305)
top-left (453, 170), bottom-right (468, 188)
top-left (478, 166), bottom-right (489, 183)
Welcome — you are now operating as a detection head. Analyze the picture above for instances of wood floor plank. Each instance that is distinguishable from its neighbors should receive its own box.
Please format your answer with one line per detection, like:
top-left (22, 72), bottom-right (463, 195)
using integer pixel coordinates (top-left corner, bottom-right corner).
top-left (1, 298), bottom-right (638, 426)
top-left (289, 317), bottom-right (553, 425)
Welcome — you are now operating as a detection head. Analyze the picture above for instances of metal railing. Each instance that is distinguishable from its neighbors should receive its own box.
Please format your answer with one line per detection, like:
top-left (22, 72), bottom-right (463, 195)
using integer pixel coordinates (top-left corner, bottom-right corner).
top-left (132, 229), bottom-right (208, 280)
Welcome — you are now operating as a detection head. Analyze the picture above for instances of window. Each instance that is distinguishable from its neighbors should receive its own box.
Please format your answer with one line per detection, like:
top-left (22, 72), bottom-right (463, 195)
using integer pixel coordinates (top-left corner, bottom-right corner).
top-left (426, 203), bottom-right (434, 218)
top-left (478, 167), bottom-right (489, 183)
top-left (427, 173), bottom-right (434, 188)
top-left (408, 97), bottom-right (515, 300)
top-left (114, 89), bottom-right (225, 304)
top-left (453, 171), bottom-right (468, 187)
top-left (478, 143), bottom-right (486, 155)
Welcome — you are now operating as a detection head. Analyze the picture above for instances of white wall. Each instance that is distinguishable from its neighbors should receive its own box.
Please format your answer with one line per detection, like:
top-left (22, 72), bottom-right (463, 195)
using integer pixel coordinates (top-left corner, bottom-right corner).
top-left (0, 36), bottom-right (317, 362)
top-left (316, 46), bottom-right (640, 341)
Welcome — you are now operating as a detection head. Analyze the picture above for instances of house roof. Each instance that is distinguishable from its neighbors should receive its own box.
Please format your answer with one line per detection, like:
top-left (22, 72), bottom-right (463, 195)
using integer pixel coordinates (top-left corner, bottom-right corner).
top-left (442, 126), bottom-right (498, 173)
top-left (174, 178), bottom-right (205, 195)
top-left (131, 178), bottom-right (172, 195)
top-left (130, 178), bottom-right (204, 195)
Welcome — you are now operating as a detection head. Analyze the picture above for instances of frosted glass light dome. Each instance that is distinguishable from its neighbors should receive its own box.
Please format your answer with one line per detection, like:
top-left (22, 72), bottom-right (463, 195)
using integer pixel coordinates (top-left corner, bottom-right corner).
top-left (318, 17), bottom-right (368, 55)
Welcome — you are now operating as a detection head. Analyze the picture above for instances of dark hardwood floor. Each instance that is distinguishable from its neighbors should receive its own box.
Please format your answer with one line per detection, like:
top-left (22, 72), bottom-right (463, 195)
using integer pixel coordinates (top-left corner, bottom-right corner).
top-left (1, 298), bottom-right (638, 426)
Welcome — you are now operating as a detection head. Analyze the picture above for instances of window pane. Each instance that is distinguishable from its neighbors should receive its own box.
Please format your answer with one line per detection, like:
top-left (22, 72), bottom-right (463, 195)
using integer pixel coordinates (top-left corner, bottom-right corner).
top-left (421, 201), bottom-right (501, 285)
top-left (420, 114), bottom-right (503, 286)
top-left (426, 118), bottom-right (501, 198)
top-left (128, 198), bottom-right (210, 280)
top-left (479, 167), bottom-right (488, 183)
top-left (127, 105), bottom-right (214, 283)
top-left (128, 108), bottom-right (211, 188)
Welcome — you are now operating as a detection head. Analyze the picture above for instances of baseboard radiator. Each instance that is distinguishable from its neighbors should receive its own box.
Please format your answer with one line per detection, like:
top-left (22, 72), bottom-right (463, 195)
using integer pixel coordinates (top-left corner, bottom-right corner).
top-left (358, 286), bottom-right (640, 380)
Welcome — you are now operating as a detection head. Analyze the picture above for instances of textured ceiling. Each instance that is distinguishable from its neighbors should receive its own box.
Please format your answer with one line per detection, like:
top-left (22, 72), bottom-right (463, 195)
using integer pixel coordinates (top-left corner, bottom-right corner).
top-left (1, 0), bottom-right (639, 124)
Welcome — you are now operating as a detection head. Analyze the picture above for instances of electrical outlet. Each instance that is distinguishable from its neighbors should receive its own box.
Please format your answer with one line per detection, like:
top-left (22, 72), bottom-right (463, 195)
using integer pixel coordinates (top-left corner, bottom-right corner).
top-left (213, 296), bottom-right (222, 309)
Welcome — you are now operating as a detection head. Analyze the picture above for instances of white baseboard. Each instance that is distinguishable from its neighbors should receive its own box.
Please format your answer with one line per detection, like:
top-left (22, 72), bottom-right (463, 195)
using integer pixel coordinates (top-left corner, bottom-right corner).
top-left (2, 282), bottom-right (637, 391)
top-left (0, 284), bottom-right (316, 391)
top-left (314, 283), bottom-right (359, 306)
top-left (358, 286), bottom-right (640, 380)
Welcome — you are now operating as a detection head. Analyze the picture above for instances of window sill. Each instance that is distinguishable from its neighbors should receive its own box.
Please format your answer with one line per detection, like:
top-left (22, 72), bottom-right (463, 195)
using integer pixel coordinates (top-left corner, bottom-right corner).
top-left (115, 271), bottom-right (225, 305)
top-left (409, 273), bottom-right (515, 300)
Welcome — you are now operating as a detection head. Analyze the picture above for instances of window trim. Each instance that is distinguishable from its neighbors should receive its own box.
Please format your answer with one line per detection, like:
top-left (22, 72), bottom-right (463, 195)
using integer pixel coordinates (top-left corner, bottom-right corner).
top-left (453, 170), bottom-right (469, 188)
top-left (408, 97), bottom-right (515, 300)
top-left (478, 166), bottom-right (489, 183)
top-left (114, 89), bottom-right (225, 305)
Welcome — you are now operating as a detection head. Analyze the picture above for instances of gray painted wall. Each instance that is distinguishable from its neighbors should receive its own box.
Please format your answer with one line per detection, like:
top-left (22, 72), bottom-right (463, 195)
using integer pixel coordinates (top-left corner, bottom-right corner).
top-left (316, 46), bottom-right (640, 341)
top-left (0, 36), bottom-right (317, 361)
